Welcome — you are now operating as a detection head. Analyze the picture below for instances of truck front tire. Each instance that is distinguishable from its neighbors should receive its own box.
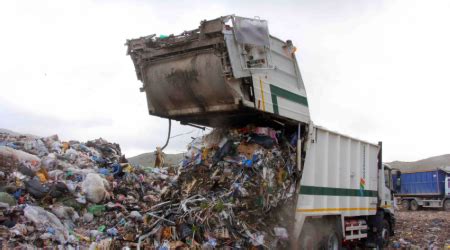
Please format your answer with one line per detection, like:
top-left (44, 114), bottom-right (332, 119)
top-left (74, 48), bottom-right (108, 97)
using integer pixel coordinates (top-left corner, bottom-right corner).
top-left (402, 199), bottom-right (410, 210)
top-left (410, 200), bottom-right (419, 211)
top-left (444, 199), bottom-right (450, 211)
top-left (376, 219), bottom-right (391, 248)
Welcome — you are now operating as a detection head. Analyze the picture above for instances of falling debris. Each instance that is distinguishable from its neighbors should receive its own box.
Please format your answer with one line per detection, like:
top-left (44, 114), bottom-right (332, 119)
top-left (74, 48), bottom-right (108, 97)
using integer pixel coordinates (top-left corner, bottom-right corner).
top-left (0, 125), bottom-right (298, 248)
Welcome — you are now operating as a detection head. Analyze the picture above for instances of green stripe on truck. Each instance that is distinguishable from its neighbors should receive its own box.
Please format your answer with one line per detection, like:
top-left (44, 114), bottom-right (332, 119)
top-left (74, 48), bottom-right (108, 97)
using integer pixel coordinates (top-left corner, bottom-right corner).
top-left (300, 185), bottom-right (378, 197)
top-left (271, 93), bottom-right (279, 114)
top-left (269, 84), bottom-right (308, 114)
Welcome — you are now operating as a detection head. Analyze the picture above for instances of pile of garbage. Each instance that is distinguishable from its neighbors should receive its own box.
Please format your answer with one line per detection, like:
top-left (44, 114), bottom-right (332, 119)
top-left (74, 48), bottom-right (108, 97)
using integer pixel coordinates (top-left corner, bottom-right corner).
top-left (0, 125), bottom-right (299, 248)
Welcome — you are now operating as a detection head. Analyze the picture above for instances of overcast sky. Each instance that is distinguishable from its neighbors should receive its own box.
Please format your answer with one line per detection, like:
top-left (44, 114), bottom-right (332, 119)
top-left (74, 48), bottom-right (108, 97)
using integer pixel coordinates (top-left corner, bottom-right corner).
top-left (1, 0), bottom-right (449, 162)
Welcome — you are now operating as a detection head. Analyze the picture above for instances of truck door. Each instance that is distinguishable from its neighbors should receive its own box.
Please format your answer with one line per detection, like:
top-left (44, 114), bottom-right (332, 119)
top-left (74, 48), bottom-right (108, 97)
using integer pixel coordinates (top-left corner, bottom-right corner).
top-left (380, 164), bottom-right (395, 212)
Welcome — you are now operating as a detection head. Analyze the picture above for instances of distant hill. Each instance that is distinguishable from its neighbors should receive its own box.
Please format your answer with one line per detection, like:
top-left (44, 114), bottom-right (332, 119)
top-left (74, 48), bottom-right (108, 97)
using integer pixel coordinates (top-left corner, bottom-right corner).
top-left (388, 154), bottom-right (450, 172)
top-left (0, 128), bottom-right (38, 138)
top-left (0, 128), bottom-right (19, 135)
top-left (128, 151), bottom-right (185, 167)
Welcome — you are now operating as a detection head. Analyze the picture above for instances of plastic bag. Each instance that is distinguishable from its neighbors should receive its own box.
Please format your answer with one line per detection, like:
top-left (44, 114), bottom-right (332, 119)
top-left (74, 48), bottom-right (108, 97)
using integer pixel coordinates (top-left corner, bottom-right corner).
top-left (83, 212), bottom-right (94, 222)
top-left (82, 173), bottom-right (109, 203)
top-left (274, 227), bottom-right (288, 240)
top-left (0, 146), bottom-right (41, 170)
top-left (48, 169), bottom-right (64, 181)
top-left (212, 140), bottom-right (233, 165)
top-left (41, 154), bottom-right (58, 170)
top-left (64, 148), bottom-right (79, 162)
top-left (51, 141), bottom-right (62, 154)
top-left (0, 192), bottom-right (16, 206)
top-left (36, 139), bottom-right (49, 156)
top-left (48, 182), bottom-right (70, 198)
top-left (25, 179), bottom-right (49, 198)
top-left (51, 205), bottom-right (79, 221)
top-left (249, 134), bottom-right (275, 149)
top-left (88, 205), bottom-right (106, 216)
top-left (204, 128), bottom-right (227, 148)
top-left (254, 127), bottom-right (278, 143)
top-left (18, 164), bottom-right (36, 177)
top-left (24, 139), bottom-right (49, 157)
top-left (24, 205), bottom-right (69, 243)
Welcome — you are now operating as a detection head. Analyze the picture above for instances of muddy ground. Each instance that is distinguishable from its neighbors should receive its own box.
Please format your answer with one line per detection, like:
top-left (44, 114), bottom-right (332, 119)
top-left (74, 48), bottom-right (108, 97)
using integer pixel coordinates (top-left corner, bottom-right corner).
top-left (391, 210), bottom-right (450, 248)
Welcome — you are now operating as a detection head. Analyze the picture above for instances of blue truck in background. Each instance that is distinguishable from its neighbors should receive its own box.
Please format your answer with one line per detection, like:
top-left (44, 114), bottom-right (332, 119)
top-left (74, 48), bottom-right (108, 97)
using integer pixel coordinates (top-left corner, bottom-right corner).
top-left (392, 169), bottom-right (450, 210)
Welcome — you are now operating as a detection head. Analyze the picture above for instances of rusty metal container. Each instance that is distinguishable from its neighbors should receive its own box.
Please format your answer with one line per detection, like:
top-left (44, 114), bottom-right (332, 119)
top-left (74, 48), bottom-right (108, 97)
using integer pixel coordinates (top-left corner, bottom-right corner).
top-left (126, 15), bottom-right (310, 127)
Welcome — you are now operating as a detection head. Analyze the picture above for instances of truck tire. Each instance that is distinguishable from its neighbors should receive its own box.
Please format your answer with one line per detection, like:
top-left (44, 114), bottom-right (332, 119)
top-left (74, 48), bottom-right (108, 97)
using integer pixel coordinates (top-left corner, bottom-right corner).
top-left (402, 200), bottom-right (410, 210)
top-left (376, 219), bottom-right (390, 248)
top-left (444, 199), bottom-right (450, 211)
top-left (298, 217), bottom-right (342, 249)
top-left (321, 229), bottom-right (342, 250)
top-left (410, 199), bottom-right (419, 211)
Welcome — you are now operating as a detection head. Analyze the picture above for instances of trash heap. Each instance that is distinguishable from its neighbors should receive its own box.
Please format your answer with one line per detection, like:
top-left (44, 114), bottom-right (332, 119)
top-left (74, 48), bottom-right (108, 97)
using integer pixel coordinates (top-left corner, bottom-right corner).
top-left (0, 125), bottom-right (299, 249)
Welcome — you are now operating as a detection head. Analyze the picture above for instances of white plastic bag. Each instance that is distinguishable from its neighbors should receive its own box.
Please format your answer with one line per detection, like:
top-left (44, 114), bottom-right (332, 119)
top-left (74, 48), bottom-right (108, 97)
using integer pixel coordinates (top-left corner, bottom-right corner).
top-left (24, 139), bottom-right (49, 157)
top-left (81, 173), bottom-right (109, 203)
top-left (0, 146), bottom-right (41, 171)
top-left (24, 205), bottom-right (68, 243)
top-left (41, 154), bottom-right (58, 170)
top-left (274, 227), bottom-right (288, 240)
top-left (51, 205), bottom-right (79, 221)
top-left (64, 148), bottom-right (79, 162)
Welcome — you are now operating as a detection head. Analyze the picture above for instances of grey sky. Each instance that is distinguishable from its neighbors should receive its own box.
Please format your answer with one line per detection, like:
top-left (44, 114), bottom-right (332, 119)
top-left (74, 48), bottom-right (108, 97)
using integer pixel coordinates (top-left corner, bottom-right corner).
top-left (1, 0), bottom-right (449, 161)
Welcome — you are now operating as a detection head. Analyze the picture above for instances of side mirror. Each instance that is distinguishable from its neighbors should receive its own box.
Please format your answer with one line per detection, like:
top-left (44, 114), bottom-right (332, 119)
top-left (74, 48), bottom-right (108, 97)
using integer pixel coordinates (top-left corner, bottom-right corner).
top-left (395, 170), bottom-right (401, 192)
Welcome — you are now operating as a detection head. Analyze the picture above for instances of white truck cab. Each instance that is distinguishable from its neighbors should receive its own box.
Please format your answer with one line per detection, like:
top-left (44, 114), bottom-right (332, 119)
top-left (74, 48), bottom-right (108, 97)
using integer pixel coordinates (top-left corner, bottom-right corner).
top-left (380, 164), bottom-right (396, 213)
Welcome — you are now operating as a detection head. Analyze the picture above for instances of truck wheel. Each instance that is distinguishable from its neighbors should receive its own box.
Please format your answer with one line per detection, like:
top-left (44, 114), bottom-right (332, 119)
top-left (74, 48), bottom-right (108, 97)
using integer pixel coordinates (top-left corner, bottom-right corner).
top-left (376, 219), bottom-right (390, 248)
top-left (444, 199), bottom-right (450, 211)
top-left (299, 218), bottom-right (342, 249)
top-left (410, 200), bottom-right (419, 211)
top-left (322, 230), bottom-right (342, 250)
top-left (402, 200), bottom-right (410, 210)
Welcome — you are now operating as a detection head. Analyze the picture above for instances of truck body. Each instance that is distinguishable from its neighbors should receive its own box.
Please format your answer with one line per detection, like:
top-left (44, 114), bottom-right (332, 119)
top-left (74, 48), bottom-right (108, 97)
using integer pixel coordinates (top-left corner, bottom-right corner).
top-left (126, 15), bottom-right (395, 248)
top-left (392, 169), bottom-right (450, 210)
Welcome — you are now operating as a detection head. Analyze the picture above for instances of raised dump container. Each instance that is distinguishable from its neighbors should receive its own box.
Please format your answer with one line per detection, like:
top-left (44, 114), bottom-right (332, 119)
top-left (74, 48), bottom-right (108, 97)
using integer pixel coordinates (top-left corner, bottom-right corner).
top-left (126, 15), bottom-right (310, 127)
top-left (393, 169), bottom-right (447, 196)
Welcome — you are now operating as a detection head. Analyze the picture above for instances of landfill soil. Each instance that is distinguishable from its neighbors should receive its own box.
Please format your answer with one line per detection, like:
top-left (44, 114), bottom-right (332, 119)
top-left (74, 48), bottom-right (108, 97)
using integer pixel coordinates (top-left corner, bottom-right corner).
top-left (0, 125), bottom-right (298, 248)
top-left (391, 210), bottom-right (450, 248)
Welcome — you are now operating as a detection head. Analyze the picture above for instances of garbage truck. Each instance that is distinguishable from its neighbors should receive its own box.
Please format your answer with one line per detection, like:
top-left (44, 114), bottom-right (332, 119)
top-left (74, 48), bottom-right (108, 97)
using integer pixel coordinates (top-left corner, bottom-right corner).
top-left (392, 169), bottom-right (450, 211)
top-left (126, 15), bottom-right (396, 248)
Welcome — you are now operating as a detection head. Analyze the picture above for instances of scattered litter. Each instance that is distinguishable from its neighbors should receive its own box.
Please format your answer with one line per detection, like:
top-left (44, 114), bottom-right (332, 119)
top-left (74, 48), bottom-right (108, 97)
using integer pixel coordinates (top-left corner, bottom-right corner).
top-left (274, 227), bottom-right (289, 240)
top-left (391, 210), bottom-right (450, 248)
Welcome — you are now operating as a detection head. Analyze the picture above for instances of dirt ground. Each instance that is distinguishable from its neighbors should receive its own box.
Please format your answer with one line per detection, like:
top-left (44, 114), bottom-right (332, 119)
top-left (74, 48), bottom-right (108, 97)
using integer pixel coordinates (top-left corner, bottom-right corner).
top-left (391, 210), bottom-right (450, 248)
